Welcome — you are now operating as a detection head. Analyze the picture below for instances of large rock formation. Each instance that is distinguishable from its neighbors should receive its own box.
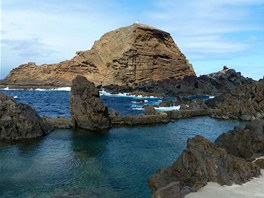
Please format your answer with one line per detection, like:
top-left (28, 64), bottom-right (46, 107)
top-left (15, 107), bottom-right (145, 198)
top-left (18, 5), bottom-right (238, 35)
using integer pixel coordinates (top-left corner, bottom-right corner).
top-left (70, 76), bottom-right (111, 131)
top-left (148, 135), bottom-right (261, 198)
top-left (0, 92), bottom-right (52, 140)
top-left (102, 67), bottom-right (254, 96)
top-left (215, 119), bottom-right (264, 160)
top-left (206, 79), bottom-right (264, 120)
top-left (2, 24), bottom-right (195, 88)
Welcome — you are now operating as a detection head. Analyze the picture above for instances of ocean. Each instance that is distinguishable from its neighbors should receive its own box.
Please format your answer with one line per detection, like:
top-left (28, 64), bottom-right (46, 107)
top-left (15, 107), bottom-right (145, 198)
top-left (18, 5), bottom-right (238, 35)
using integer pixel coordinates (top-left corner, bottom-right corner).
top-left (0, 88), bottom-right (258, 198)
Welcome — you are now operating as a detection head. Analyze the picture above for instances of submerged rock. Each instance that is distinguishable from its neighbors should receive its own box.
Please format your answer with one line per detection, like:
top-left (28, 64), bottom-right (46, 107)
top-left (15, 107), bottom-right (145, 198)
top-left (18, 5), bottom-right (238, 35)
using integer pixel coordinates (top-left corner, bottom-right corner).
top-left (70, 76), bottom-right (111, 131)
top-left (148, 135), bottom-right (260, 197)
top-left (215, 119), bottom-right (264, 160)
top-left (0, 92), bottom-right (52, 140)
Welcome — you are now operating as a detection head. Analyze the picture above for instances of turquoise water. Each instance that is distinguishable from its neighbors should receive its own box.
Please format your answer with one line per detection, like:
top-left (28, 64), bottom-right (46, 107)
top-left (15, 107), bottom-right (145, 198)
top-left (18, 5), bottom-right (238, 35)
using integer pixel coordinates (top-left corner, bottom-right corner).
top-left (0, 117), bottom-right (244, 198)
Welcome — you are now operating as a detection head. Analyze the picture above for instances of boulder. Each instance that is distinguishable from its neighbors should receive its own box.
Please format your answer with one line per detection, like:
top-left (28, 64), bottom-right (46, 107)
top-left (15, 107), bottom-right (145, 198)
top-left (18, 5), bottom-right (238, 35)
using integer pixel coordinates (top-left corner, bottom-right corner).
top-left (215, 119), bottom-right (264, 160)
top-left (144, 106), bottom-right (157, 115)
top-left (70, 76), bottom-right (111, 131)
top-left (254, 158), bottom-right (264, 169)
top-left (148, 135), bottom-right (260, 197)
top-left (0, 92), bottom-right (52, 140)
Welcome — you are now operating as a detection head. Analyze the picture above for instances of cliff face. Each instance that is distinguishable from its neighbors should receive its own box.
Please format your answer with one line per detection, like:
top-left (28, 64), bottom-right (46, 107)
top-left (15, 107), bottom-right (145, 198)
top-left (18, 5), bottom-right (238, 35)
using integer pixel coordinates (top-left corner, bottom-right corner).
top-left (2, 24), bottom-right (195, 87)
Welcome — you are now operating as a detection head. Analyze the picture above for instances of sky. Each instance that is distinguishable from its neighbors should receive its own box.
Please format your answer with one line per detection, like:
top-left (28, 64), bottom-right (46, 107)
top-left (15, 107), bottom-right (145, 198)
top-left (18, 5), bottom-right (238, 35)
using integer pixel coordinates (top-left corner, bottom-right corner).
top-left (1, 0), bottom-right (264, 80)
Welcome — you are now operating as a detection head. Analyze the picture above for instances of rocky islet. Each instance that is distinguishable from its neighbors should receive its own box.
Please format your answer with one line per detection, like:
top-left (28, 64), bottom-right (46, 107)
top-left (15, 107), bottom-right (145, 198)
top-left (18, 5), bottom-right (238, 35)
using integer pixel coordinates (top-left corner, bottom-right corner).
top-left (1, 24), bottom-right (195, 89)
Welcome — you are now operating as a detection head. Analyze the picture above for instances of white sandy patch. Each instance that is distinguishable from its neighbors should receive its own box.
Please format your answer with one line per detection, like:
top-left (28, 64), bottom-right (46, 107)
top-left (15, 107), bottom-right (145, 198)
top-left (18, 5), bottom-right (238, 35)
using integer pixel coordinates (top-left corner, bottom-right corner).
top-left (186, 170), bottom-right (264, 198)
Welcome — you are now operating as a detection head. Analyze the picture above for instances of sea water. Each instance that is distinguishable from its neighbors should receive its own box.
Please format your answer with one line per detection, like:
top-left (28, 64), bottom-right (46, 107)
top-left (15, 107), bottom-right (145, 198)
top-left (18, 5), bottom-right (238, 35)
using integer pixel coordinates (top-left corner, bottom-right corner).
top-left (0, 89), bottom-right (248, 198)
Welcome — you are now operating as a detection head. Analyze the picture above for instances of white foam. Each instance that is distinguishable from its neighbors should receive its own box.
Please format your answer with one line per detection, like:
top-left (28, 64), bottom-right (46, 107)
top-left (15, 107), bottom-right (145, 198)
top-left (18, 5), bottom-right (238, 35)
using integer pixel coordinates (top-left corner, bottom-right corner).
top-left (186, 170), bottom-right (264, 198)
top-left (99, 90), bottom-right (158, 98)
top-left (0, 87), bottom-right (19, 90)
top-left (131, 100), bottom-right (148, 104)
top-left (0, 87), bottom-right (71, 91)
top-left (34, 87), bottom-right (71, 91)
top-left (54, 87), bottom-right (71, 91)
top-left (13, 96), bottom-right (18, 99)
top-left (155, 106), bottom-right (180, 112)
top-left (209, 96), bottom-right (215, 99)
top-left (132, 107), bottom-right (144, 111)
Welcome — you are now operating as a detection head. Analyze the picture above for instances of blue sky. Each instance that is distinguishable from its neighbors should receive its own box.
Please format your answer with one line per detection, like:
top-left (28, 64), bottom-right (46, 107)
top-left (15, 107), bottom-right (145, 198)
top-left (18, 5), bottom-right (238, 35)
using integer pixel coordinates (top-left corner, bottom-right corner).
top-left (1, 0), bottom-right (264, 80)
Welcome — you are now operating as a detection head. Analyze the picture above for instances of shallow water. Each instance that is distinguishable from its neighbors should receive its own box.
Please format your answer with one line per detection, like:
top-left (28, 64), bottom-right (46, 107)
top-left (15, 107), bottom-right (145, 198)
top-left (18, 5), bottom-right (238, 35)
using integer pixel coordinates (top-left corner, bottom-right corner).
top-left (0, 117), bottom-right (243, 198)
top-left (0, 89), bottom-right (212, 118)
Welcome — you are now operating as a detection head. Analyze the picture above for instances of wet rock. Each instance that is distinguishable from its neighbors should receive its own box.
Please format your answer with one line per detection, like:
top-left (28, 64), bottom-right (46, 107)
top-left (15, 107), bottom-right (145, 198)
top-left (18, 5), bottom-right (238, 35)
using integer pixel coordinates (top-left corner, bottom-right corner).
top-left (0, 92), bottom-right (52, 140)
top-left (144, 106), bottom-right (157, 115)
top-left (148, 135), bottom-right (260, 197)
top-left (44, 117), bottom-right (72, 129)
top-left (215, 119), bottom-right (264, 160)
top-left (112, 114), bottom-right (169, 126)
top-left (70, 76), bottom-right (111, 131)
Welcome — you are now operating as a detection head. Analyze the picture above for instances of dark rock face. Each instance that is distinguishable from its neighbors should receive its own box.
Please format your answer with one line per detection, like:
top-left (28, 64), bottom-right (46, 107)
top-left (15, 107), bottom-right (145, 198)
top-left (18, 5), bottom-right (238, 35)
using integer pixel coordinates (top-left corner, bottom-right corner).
top-left (70, 76), bottom-right (111, 131)
top-left (206, 79), bottom-right (264, 120)
top-left (148, 135), bottom-right (260, 197)
top-left (215, 119), bottom-right (264, 160)
top-left (103, 68), bottom-right (255, 96)
top-left (254, 158), bottom-right (264, 169)
top-left (173, 68), bottom-right (254, 95)
top-left (0, 92), bottom-right (52, 140)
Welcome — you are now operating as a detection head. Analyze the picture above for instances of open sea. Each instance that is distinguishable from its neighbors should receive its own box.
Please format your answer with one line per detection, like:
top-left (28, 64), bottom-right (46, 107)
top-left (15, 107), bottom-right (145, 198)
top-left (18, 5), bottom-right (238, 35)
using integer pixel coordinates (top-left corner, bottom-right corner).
top-left (0, 88), bottom-right (247, 198)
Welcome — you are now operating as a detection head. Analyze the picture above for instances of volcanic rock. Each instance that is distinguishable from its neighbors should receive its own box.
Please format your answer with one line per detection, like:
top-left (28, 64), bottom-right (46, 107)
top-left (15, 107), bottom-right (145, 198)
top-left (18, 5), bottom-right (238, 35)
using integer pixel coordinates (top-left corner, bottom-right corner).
top-left (2, 24), bottom-right (195, 88)
top-left (148, 135), bottom-right (260, 197)
top-left (206, 79), bottom-right (264, 120)
top-left (215, 119), bottom-right (264, 160)
top-left (144, 106), bottom-right (157, 115)
top-left (104, 67), bottom-right (254, 96)
top-left (254, 158), bottom-right (264, 169)
top-left (70, 76), bottom-right (111, 131)
top-left (0, 92), bottom-right (52, 140)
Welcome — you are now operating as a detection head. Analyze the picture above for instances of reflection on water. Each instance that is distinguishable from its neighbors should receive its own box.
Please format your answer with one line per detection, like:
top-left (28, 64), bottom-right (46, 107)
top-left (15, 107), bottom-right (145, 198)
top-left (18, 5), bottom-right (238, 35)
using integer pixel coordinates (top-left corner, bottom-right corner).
top-left (0, 117), bottom-right (244, 198)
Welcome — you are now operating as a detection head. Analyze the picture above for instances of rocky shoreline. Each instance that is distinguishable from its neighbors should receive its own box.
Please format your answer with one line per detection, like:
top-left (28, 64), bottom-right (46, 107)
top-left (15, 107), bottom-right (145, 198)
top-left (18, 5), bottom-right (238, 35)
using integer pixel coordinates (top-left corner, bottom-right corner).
top-left (148, 120), bottom-right (264, 198)
top-left (0, 76), bottom-right (263, 198)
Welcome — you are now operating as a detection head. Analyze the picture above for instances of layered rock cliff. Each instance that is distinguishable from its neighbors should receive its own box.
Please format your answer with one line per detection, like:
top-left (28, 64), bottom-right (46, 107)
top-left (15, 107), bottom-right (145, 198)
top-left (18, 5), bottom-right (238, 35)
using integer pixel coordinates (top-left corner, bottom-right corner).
top-left (2, 24), bottom-right (195, 87)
